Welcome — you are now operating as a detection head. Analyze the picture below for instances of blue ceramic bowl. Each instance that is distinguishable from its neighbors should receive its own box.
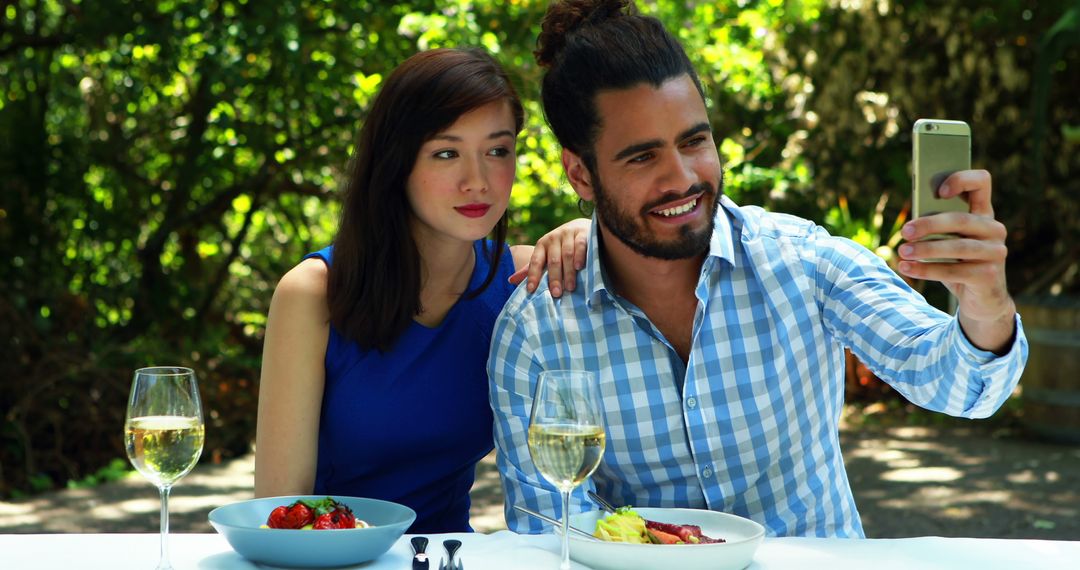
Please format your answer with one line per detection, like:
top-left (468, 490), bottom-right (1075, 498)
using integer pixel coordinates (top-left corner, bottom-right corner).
top-left (208, 495), bottom-right (415, 568)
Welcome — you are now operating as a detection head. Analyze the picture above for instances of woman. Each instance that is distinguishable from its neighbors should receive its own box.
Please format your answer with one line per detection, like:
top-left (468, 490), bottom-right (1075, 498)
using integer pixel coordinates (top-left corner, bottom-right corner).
top-left (254, 47), bottom-right (588, 533)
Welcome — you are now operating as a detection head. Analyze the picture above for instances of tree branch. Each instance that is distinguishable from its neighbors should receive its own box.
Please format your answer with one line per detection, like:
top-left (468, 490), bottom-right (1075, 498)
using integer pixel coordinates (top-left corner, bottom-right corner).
top-left (195, 187), bottom-right (263, 323)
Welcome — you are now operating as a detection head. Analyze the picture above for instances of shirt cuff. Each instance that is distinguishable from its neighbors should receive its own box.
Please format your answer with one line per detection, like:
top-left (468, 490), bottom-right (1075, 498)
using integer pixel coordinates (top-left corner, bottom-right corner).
top-left (954, 312), bottom-right (1026, 366)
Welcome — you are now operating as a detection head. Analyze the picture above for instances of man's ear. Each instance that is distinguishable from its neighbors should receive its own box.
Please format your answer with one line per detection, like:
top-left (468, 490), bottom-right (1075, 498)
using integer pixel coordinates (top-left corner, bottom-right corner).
top-left (561, 148), bottom-right (595, 202)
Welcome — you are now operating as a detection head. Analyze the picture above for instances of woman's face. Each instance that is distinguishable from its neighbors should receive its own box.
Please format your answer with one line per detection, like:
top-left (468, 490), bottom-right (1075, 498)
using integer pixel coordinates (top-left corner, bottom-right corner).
top-left (406, 100), bottom-right (517, 247)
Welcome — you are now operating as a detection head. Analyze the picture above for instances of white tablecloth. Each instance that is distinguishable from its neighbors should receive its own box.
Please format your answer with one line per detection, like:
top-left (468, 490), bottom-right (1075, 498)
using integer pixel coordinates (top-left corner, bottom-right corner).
top-left (2, 532), bottom-right (1077, 569)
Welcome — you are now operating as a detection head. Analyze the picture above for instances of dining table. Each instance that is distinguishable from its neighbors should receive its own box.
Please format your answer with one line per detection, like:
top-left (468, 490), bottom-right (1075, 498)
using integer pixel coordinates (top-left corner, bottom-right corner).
top-left (2, 531), bottom-right (1077, 569)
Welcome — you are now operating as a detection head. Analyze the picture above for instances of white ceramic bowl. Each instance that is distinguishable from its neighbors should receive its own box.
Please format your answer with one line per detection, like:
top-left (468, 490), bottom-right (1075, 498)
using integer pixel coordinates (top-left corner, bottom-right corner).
top-left (208, 495), bottom-right (415, 568)
top-left (568, 508), bottom-right (765, 570)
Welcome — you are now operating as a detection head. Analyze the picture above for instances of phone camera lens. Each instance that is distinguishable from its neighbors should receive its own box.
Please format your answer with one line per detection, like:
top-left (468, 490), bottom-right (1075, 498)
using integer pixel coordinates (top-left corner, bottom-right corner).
top-left (925, 124), bottom-right (936, 131)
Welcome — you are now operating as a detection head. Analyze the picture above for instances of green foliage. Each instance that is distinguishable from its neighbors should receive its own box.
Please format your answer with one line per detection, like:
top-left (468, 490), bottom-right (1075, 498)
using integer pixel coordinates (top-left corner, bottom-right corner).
top-left (778, 1), bottom-right (1080, 294)
top-left (66, 458), bottom-right (132, 490)
top-left (1, 0), bottom-right (1076, 497)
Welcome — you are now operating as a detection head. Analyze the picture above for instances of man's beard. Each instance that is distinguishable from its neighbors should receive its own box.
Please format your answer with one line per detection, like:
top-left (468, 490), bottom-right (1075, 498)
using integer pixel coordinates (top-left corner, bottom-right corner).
top-left (592, 176), bottom-right (721, 260)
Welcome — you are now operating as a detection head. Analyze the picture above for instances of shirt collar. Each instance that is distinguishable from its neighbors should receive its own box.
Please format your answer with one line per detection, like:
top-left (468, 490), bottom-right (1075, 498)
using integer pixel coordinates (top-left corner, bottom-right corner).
top-left (583, 194), bottom-right (742, 309)
top-left (709, 195), bottom-right (739, 266)
top-left (583, 211), bottom-right (608, 309)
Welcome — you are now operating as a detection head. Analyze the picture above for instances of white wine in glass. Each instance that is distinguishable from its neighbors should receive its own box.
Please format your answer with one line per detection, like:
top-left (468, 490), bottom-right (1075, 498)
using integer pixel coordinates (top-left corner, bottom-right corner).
top-left (124, 367), bottom-right (205, 570)
top-left (527, 370), bottom-right (605, 570)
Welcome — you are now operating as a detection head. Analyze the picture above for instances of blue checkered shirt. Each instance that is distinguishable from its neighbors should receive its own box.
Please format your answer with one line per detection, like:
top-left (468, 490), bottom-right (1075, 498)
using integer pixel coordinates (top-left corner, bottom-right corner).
top-left (488, 196), bottom-right (1027, 537)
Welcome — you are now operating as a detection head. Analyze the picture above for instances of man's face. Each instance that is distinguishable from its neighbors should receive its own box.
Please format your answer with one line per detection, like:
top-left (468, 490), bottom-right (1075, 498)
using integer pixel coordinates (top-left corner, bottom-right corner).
top-left (580, 74), bottom-right (723, 260)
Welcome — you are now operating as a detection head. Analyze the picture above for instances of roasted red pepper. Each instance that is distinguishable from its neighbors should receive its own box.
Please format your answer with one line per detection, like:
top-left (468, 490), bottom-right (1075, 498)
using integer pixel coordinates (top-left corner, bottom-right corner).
top-left (265, 497), bottom-right (355, 530)
top-left (266, 505), bottom-right (289, 529)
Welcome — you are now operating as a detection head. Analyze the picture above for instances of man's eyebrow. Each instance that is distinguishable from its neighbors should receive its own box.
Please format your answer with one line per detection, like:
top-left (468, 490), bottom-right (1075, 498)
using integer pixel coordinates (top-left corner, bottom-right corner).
top-left (679, 122), bottom-right (712, 141)
top-left (613, 139), bottom-right (662, 162)
top-left (611, 122), bottom-right (712, 162)
top-left (428, 130), bottom-right (516, 143)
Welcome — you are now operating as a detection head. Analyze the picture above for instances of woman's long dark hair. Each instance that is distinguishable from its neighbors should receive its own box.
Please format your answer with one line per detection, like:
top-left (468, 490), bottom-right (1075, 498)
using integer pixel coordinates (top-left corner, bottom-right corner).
top-left (328, 48), bottom-right (524, 352)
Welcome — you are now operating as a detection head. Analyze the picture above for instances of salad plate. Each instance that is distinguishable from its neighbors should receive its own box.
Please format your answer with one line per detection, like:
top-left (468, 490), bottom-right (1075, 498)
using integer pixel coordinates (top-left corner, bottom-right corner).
top-left (208, 495), bottom-right (415, 568)
top-left (567, 507), bottom-right (765, 570)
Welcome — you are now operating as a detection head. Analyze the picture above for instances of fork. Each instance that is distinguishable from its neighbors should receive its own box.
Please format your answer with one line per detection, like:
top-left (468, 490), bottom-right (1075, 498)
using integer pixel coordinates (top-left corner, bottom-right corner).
top-left (438, 539), bottom-right (462, 570)
top-left (587, 490), bottom-right (619, 514)
top-left (512, 504), bottom-right (601, 541)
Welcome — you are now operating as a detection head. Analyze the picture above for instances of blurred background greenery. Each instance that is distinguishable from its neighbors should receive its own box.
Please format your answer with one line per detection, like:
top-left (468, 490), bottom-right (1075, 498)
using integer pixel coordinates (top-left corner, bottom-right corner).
top-left (2, 0), bottom-right (1078, 498)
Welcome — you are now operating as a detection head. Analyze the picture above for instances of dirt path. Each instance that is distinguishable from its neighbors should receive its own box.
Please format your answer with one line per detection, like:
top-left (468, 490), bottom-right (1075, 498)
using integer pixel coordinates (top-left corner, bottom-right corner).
top-left (2, 425), bottom-right (1078, 539)
top-left (840, 425), bottom-right (1079, 539)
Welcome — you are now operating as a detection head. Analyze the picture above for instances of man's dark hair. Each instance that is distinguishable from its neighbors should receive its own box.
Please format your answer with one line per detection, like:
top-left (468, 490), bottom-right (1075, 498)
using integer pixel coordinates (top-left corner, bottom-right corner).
top-left (330, 48), bottom-right (524, 352)
top-left (535, 0), bottom-right (705, 170)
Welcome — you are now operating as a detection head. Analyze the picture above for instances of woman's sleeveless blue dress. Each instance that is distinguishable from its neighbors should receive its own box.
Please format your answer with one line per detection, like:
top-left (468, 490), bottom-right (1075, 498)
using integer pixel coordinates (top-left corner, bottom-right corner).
top-left (304, 240), bottom-right (515, 533)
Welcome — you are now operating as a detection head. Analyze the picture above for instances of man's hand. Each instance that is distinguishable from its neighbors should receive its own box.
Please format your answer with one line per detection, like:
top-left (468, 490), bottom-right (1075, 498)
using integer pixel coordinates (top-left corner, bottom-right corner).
top-left (896, 169), bottom-right (1017, 353)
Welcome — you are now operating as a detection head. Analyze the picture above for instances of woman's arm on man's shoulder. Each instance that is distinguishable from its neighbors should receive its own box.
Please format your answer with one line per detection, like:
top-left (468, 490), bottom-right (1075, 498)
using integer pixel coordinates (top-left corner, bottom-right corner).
top-left (509, 218), bottom-right (591, 297)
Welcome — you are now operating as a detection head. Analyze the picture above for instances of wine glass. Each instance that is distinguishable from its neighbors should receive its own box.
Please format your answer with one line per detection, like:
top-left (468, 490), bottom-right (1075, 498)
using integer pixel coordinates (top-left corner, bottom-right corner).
top-left (124, 367), bottom-right (205, 570)
top-left (527, 370), bottom-right (606, 570)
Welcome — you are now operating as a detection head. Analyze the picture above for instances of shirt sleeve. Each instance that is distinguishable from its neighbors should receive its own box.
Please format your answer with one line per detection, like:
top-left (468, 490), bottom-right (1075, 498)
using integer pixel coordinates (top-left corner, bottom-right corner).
top-left (811, 228), bottom-right (1027, 418)
top-left (487, 293), bottom-right (598, 533)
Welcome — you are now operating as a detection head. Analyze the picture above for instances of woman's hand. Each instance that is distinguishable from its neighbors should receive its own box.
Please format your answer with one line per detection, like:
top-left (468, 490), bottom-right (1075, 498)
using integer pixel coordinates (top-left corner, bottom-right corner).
top-left (509, 218), bottom-right (591, 297)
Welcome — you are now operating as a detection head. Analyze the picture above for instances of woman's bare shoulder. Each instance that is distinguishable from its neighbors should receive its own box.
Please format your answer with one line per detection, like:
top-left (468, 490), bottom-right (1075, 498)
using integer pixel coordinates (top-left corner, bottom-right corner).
top-left (276, 258), bottom-right (329, 298)
top-left (270, 258), bottom-right (330, 321)
top-left (510, 244), bottom-right (535, 273)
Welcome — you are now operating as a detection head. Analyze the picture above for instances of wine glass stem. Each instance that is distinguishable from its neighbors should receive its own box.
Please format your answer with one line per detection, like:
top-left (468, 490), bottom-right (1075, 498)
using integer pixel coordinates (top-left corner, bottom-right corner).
top-left (559, 488), bottom-right (571, 570)
top-left (157, 485), bottom-right (173, 570)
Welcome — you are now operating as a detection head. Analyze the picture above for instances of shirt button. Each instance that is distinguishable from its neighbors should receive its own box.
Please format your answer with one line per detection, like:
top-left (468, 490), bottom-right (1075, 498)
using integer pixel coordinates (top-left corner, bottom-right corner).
top-left (686, 397), bottom-right (697, 409)
top-left (702, 467), bottom-right (713, 478)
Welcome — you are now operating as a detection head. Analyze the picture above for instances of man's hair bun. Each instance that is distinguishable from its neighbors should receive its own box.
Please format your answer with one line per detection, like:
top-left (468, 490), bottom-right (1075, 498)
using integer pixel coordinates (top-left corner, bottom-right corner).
top-left (534, 0), bottom-right (636, 68)
top-left (533, 0), bottom-right (702, 160)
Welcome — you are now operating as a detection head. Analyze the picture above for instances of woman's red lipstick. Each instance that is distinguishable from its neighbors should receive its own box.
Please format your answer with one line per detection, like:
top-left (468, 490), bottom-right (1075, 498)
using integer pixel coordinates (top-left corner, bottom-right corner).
top-left (455, 204), bottom-right (491, 218)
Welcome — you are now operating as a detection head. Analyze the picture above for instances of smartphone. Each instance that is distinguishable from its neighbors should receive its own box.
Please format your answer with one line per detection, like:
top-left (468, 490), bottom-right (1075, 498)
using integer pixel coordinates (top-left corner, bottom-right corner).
top-left (912, 118), bottom-right (970, 261)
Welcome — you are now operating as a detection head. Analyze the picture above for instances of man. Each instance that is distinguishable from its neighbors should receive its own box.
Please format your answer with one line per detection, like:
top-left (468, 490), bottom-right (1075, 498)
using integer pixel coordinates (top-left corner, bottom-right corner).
top-left (488, 0), bottom-right (1026, 537)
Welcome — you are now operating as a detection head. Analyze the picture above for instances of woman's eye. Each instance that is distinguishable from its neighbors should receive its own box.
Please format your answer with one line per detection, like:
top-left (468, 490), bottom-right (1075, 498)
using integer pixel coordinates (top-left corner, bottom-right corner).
top-left (434, 150), bottom-right (458, 159)
top-left (489, 146), bottom-right (512, 157)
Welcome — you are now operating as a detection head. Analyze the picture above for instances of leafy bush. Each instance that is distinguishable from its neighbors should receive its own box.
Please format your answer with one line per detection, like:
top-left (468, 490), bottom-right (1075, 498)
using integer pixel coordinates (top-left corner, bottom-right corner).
top-left (781, 1), bottom-right (1080, 297)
